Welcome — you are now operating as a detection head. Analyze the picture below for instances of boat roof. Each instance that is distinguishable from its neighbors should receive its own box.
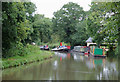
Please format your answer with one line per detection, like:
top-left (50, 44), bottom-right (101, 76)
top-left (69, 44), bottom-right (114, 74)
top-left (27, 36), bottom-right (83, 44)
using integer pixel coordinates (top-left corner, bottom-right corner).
top-left (86, 37), bottom-right (93, 43)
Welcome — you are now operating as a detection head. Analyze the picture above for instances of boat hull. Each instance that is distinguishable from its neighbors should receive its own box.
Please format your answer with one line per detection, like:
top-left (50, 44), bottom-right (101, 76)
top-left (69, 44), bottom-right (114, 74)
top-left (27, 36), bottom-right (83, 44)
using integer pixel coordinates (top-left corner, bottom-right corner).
top-left (52, 49), bottom-right (70, 52)
top-left (40, 48), bottom-right (49, 50)
top-left (71, 50), bottom-right (85, 53)
top-left (94, 55), bottom-right (106, 58)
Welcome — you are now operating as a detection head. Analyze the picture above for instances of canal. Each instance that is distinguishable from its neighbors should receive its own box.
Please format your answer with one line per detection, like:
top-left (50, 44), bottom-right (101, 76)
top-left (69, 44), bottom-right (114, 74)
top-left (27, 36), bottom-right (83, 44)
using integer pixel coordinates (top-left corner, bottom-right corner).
top-left (2, 51), bottom-right (118, 80)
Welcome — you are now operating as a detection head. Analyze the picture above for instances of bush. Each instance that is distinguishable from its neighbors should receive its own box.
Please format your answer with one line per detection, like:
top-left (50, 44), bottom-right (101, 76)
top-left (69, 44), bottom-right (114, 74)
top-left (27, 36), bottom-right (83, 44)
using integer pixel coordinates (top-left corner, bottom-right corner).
top-left (3, 42), bottom-right (24, 58)
top-left (3, 42), bottom-right (30, 58)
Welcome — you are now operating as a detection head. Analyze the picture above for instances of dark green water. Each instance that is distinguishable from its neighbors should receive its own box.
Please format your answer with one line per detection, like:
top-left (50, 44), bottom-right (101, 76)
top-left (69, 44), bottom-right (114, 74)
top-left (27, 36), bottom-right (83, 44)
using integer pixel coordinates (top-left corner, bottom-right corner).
top-left (2, 52), bottom-right (118, 80)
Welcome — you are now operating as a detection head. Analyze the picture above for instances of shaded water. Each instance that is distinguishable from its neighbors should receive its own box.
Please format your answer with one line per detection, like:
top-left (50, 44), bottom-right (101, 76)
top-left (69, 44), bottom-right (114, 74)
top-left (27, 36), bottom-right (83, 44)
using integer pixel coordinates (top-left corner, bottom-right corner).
top-left (2, 51), bottom-right (118, 80)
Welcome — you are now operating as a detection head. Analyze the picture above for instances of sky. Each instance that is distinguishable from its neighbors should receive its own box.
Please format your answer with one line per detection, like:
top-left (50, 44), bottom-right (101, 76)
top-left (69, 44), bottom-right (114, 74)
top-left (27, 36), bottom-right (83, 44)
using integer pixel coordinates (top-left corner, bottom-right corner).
top-left (31, 0), bottom-right (91, 18)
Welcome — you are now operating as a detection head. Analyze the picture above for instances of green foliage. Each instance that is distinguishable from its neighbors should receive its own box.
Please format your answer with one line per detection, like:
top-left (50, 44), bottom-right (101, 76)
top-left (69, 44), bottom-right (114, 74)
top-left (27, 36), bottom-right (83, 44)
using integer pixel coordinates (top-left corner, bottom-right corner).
top-left (50, 34), bottom-right (61, 43)
top-left (3, 42), bottom-right (29, 58)
top-left (23, 2), bottom-right (36, 44)
top-left (31, 14), bottom-right (53, 43)
top-left (70, 20), bottom-right (89, 45)
top-left (2, 1), bottom-right (119, 59)
top-left (87, 2), bottom-right (120, 55)
top-left (87, 2), bottom-right (120, 45)
top-left (53, 2), bottom-right (87, 45)
top-left (2, 2), bottom-right (36, 58)
top-left (23, 2), bottom-right (36, 15)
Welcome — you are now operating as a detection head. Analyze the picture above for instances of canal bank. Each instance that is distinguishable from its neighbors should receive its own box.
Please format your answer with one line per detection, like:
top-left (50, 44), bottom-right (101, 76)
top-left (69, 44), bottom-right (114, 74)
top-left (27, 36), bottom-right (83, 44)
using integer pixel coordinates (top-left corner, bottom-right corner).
top-left (2, 45), bottom-right (54, 69)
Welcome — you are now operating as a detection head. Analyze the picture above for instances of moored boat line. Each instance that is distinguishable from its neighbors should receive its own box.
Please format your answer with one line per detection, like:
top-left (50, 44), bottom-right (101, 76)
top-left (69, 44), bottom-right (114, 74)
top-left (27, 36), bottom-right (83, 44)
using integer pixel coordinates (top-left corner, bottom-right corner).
top-left (40, 42), bottom-right (107, 58)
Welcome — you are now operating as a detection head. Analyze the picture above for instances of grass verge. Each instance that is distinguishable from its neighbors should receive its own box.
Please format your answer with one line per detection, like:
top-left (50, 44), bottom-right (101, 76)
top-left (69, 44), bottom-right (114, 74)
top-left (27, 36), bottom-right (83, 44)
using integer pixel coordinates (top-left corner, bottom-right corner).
top-left (2, 44), bottom-right (54, 69)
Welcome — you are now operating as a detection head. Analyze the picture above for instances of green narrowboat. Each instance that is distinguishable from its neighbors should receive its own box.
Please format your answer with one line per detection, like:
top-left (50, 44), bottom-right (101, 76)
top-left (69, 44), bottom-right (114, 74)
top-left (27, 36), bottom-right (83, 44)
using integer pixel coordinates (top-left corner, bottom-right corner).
top-left (93, 48), bottom-right (106, 58)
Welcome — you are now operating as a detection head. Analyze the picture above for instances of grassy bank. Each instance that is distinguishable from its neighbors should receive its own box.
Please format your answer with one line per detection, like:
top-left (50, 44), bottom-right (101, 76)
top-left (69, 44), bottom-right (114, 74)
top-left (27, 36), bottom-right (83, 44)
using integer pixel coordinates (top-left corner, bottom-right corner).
top-left (2, 44), bottom-right (54, 69)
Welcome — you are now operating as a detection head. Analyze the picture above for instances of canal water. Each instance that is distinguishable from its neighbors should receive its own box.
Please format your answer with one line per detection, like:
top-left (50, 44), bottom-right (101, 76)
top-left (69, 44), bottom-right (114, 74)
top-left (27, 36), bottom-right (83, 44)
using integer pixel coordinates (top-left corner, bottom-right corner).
top-left (2, 51), bottom-right (118, 80)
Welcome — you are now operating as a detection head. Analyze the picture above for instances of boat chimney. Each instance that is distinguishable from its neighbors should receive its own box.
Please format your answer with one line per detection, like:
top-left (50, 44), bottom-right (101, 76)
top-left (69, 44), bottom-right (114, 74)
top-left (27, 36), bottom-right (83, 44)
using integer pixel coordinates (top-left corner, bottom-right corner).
top-left (60, 42), bottom-right (62, 46)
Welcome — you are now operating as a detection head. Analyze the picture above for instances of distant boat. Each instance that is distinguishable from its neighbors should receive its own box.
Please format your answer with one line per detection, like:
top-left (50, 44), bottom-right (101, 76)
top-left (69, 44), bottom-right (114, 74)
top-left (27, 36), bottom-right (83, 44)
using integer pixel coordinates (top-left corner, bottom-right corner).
top-left (51, 46), bottom-right (69, 52)
top-left (72, 46), bottom-right (90, 53)
top-left (52, 42), bottom-right (71, 52)
top-left (40, 45), bottom-right (49, 50)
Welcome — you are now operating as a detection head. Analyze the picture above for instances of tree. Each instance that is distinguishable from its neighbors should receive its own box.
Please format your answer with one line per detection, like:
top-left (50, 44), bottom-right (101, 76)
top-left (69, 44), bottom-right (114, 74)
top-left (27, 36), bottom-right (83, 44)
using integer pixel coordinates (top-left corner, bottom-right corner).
top-left (2, 2), bottom-right (36, 57)
top-left (87, 2), bottom-right (120, 55)
top-left (23, 2), bottom-right (36, 44)
top-left (87, 2), bottom-right (119, 44)
top-left (53, 2), bottom-right (85, 45)
top-left (31, 14), bottom-right (53, 44)
top-left (71, 20), bottom-right (89, 45)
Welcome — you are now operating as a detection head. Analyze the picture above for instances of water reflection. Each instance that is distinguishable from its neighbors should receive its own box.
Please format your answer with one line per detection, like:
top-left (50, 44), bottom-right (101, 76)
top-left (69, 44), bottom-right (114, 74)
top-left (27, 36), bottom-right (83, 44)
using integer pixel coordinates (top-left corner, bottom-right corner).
top-left (2, 51), bottom-right (118, 80)
top-left (53, 60), bottom-right (58, 69)
top-left (67, 53), bottom-right (70, 59)
top-left (54, 51), bottom-right (118, 80)
top-left (54, 52), bottom-right (67, 59)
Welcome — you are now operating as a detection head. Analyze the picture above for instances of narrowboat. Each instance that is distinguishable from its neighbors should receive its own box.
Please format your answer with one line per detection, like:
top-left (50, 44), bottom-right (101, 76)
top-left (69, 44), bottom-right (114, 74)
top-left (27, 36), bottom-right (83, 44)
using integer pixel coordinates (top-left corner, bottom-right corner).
top-left (51, 46), bottom-right (70, 52)
top-left (92, 48), bottom-right (106, 58)
top-left (40, 45), bottom-right (49, 50)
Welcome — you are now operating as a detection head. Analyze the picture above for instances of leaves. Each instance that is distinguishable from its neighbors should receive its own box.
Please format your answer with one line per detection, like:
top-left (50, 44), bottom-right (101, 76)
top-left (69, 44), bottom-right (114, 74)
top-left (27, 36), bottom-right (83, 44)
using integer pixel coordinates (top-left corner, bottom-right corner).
top-left (87, 2), bottom-right (120, 46)
top-left (2, 2), bottom-right (36, 57)
top-left (53, 2), bottom-right (86, 45)
top-left (31, 14), bottom-right (53, 44)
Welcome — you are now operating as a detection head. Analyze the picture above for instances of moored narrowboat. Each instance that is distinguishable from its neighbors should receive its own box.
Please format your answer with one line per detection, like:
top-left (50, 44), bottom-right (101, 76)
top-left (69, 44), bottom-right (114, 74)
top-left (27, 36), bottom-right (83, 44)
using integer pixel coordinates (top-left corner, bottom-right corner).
top-left (92, 48), bottom-right (106, 58)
